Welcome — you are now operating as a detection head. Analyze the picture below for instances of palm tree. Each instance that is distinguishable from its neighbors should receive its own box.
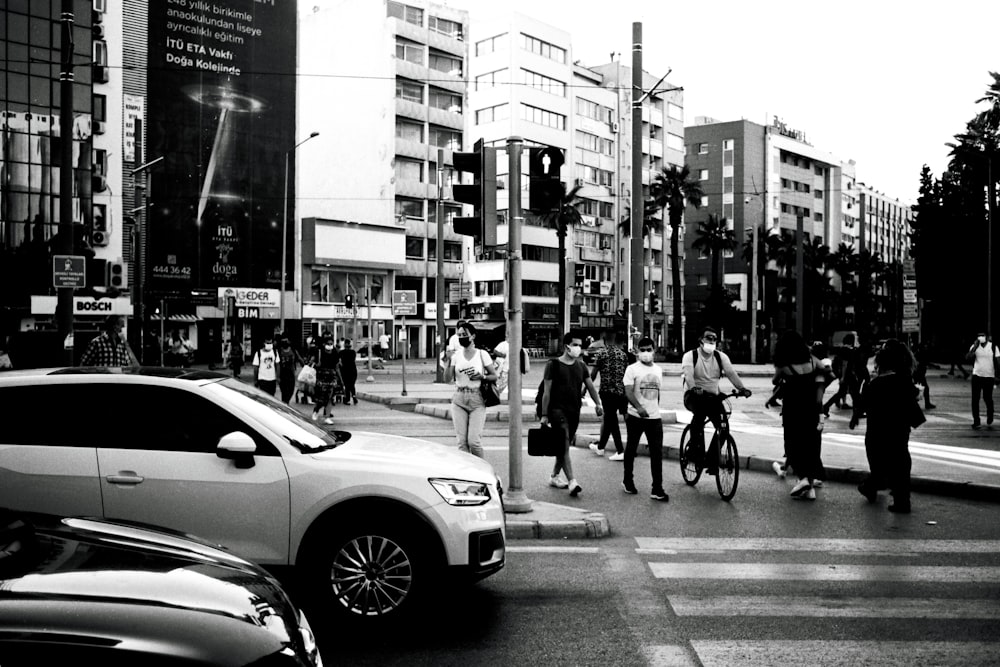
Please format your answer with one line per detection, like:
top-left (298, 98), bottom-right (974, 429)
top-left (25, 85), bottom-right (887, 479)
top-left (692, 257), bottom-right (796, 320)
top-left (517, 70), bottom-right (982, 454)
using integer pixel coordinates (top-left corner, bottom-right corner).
top-left (692, 215), bottom-right (735, 290)
top-left (538, 183), bottom-right (583, 334)
top-left (649, 165), bottom-right (704, 350)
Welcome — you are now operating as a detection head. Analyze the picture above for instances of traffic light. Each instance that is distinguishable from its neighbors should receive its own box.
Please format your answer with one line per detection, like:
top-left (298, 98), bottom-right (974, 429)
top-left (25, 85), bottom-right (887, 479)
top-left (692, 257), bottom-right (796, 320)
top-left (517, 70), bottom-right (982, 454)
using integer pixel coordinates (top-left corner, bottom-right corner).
top-left (345, 293), bottom-right (354, 309)
top-left (107, 259), bottom-right (127, 289)
top-left (451, 138), bottom-right (497, 246)
top-left (648, 291), bottom-right (660, 314)
top-left (528, 145), bottom-right (565, 213)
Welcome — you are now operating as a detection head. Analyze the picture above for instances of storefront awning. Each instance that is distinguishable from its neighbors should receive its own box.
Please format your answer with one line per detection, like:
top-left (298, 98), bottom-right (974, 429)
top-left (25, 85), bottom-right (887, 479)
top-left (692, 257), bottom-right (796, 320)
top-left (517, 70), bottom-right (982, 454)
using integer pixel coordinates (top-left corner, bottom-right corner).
top-left (149, 314), bottom-right (201, 322)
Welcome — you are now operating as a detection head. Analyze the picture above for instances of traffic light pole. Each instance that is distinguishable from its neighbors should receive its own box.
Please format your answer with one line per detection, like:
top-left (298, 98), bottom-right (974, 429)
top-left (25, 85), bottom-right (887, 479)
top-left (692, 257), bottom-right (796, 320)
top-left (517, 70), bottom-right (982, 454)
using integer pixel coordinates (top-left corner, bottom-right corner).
top-left (504, 136), bottom-right (531, 514)
top-left (435, 148), bottom-right (446, 384)
top-left (56, 0), bottom-right (76, 365)
top-left (629, 22), bottom-right (645, 349)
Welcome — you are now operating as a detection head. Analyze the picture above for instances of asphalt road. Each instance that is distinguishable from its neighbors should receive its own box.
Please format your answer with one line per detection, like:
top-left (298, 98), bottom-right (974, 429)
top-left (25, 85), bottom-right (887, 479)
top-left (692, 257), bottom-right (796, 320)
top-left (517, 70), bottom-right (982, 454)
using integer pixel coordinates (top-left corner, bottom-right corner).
top-left (314, 397), bottom-right (1000, 666)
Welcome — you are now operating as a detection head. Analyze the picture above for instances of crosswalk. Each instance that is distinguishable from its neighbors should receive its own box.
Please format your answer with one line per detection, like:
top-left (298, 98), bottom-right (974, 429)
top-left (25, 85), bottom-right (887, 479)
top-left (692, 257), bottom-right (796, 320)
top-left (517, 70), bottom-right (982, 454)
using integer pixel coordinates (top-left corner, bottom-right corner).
top-left (635, 537), bottom-right (1000, 666)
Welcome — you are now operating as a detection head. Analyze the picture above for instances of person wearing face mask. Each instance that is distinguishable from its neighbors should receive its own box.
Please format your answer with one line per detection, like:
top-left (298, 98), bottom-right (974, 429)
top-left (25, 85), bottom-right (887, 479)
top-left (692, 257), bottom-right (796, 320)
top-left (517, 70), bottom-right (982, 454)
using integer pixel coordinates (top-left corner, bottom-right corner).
top-left (442, 322), bottom-right (497, 458)
top-left (312, 337), bottom-right (343, 424)
top-left (539, 332), bottom-right (603, 497)
top-left (681, 327), bottom-right (751, 475)
top-left (966, 331), bottom-right (998, 429)
top-left (621, 337), bottom-right (669, 501)
top-left (252, 336), bottom-right (280, 396)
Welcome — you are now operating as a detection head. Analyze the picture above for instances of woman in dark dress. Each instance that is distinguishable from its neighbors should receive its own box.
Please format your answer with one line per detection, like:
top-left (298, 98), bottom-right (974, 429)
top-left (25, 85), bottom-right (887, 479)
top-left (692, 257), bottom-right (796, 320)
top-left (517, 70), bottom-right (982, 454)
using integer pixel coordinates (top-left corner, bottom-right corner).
top-left (850, 339), bottom-right (923, 513)
top-left (339, 339), bottom-right (359, 405)
top-left (771, 331), bottom-right (834, 501)
top-left (311, 337), bottom-right (342, 425)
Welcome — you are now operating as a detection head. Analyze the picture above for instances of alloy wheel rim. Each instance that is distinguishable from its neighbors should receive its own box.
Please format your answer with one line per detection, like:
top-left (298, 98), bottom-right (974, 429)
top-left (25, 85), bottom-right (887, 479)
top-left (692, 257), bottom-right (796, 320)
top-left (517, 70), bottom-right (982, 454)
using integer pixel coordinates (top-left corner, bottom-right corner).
top-left (330, 535), bottom-right (413, 616)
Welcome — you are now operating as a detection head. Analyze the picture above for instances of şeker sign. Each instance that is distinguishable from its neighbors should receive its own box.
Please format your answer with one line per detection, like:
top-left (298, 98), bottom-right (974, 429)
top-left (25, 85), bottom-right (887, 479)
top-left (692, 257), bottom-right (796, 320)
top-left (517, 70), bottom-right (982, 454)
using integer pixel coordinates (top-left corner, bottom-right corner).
top-left (31, 295), bottom-right (133, 316)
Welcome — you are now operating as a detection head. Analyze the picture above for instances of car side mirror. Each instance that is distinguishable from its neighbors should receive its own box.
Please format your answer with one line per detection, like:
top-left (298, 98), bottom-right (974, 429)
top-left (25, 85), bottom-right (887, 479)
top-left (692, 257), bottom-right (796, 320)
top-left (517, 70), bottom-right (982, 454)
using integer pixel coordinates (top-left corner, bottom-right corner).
top-left (217, 431), bottom-right (257, 469)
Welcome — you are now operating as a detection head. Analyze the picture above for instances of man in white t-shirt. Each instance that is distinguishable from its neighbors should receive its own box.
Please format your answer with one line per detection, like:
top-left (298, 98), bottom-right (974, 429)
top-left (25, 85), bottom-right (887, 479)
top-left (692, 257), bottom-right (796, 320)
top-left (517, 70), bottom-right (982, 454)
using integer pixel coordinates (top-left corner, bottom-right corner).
top-left (252, 336), bottom-right (280, 396)
top-left (621, 336), bottom-right (668, 501)
top-left (378, 332), bottom-right (391, 360)
top-left (967, 331), bottom-right (998, 429)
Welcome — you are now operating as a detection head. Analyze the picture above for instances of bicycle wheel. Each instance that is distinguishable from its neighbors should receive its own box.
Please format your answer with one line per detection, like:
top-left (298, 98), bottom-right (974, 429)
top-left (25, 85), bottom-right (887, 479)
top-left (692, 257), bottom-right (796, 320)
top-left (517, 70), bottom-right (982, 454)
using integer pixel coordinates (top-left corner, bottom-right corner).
top-left (715, 432), bottom-right (740, 501)
top-left (679, 425), bottom-right (702, 486)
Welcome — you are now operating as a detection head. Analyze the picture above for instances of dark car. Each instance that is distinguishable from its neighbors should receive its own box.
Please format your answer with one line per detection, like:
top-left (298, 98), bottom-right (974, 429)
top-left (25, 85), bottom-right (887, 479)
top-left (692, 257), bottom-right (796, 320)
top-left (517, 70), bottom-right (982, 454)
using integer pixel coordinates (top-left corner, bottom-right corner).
top-left (0, 509), bottom-right (322, 667)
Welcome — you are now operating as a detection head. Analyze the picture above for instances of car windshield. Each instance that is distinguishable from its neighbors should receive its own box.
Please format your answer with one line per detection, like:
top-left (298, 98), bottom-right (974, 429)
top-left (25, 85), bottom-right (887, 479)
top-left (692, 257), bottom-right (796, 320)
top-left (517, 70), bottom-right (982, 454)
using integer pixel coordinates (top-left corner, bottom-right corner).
top-left (205, 379), bottom-right (348, 453)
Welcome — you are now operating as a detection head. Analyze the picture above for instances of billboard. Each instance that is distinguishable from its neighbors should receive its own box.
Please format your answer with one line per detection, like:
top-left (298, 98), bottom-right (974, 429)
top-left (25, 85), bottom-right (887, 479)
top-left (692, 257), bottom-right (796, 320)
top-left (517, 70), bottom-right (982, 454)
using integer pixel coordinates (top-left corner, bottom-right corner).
top-left (146, 0), bottom-right (296, 295)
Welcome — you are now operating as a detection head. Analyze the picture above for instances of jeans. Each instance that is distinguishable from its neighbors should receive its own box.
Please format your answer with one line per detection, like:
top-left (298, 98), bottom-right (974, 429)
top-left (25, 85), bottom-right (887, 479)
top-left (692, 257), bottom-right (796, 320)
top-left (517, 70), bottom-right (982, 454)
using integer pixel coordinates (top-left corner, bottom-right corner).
top-left (971, 376), bottom-right (995, 425)
top-left (623, 416), bottom-right (664, 492)
top-left (684, 391), bottom-right (724, 465)
top-left (451, 388), bottom-right (486, 457)
top-left (596, 392), bottom-right (626, 453)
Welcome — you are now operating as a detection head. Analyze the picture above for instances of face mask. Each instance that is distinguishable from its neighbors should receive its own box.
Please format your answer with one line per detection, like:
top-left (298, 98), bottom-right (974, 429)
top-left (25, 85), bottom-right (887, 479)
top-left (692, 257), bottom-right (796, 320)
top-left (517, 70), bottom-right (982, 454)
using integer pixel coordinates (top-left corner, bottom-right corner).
top-left (324, 345), bottom-right (334, 351)
top-left (638, 351), bottom-right (654, 363)
top-left (567, 345), bottom-right (582, 358)
top-left (264, 344), bottom-right (273, 351)
top-left (979, 336), bottom-right (987, 344)
top-left (459, 337), bottom-right (472, 348)
top-left (702, 342), bottom-right (716, 354)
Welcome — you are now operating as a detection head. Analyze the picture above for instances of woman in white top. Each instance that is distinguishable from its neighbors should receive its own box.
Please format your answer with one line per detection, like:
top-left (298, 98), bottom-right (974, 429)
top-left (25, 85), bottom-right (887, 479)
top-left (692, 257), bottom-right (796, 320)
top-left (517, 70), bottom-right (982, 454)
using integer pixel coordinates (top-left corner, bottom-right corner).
top-left (442, 322), bottom-right (497, 458)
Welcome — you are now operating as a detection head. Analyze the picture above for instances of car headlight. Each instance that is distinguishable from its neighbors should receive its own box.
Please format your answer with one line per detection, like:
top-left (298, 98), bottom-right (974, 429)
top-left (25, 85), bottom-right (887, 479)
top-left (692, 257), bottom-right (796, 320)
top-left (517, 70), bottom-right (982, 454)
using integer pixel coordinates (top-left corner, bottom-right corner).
top-left (429, 478), bottom-right (492, 506)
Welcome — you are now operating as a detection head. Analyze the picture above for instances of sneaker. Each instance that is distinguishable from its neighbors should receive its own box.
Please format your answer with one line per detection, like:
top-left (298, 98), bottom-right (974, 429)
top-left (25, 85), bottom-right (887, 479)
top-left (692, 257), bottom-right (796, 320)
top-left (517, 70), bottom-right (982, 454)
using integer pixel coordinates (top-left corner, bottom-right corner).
top-left (323, 417), bottom-right (335, 425)
top-left (650, 489), bottom-right (669, 502)
top-left (857, 484), bottom-right (877, 503)
top-left (800, 487), bottom-right (817, 500)
top-left (353, 397), bottom-right (359, 405)
top-left (989, 415), bottom-right (995, 426)
top-left (549, 475), bottom-right (569, 489)
top-left (622, 482), bottom-right (638, 495)
top-left (790, 478), bottom-right (812, 497)
top-left (589, 443), bottom-right (606, 457)
top-left (311, 412), bottom-right (319, 422)
top-left (972, 423), bottom-right (982, 430)
top-left (568, 480), bottom-right (582, 497)
top-left (772, 461), bottom-right (787, 479)
top-left (925, 403), bottom-right (936, 410)
top-left (812, 479), bottom-right (824, 488)
top-left (609, 452), bottom-right (625, 462)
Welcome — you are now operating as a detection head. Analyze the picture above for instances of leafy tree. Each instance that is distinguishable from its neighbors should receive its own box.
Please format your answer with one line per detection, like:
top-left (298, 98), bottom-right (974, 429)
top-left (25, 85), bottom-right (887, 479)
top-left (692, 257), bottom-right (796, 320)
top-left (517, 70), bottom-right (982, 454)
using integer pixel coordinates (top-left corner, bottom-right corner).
top-left (649, 165), bottom-right (703, 348)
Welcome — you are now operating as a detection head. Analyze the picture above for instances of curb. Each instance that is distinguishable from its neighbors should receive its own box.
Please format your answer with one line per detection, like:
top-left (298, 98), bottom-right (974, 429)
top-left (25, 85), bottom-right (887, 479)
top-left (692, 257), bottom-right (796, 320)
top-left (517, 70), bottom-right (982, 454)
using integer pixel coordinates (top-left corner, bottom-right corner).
top-left (503, 503), bottom-right (611, 540)
top-left (409, 401), bottom-right (680, 424)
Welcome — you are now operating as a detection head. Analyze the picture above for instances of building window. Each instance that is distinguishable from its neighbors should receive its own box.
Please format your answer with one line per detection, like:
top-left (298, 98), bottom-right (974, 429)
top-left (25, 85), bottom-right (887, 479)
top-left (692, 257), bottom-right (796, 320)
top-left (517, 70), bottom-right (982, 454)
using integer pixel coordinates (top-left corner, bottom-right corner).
top-left (666, 133), bottom-right (684, 152)
top-left (429, 204), bottom-right (461, 225)
top-left (667, 102), bottom-right (683, 121)
top-left (394, 158), bottom-right (423, 183)
top-left (522, 68), bottom-right (565, 97)
top-left (701, 196), bottom-right (709, 207)
top-left (475, 33), bottom-right (506, 56)
top-left (429, 126), bottom-right (461, 151)
top-left (93, 93), bottom-right (107, 122)
top-left (521, 33), bottom-right (566, 63)
top-left (395, 37), bottom-right (424, 65)
top-left (814, 188), bottom-right (823, 198)
top-left (699, 169), bottom-right (708, 181)
top-left (429, 15), bottom-right (463, 40)
top-left (429, 50), bottom-right (462, 76)
top-left (395, 119), bottom-right (424, 143)
top-left (429, 87), bottom-right (462, 113)
top-left (576, 98), bottom-right (613, 123)
top-left (814, 212), bottom-right (824, 222)
top-left (395, 77), bottom-right (423, 103)
top-left (476, 103), bottom-right (509, 124)
top-left (395, 198), bottom-right (423, 220)
top-left (697, 275), bottom-right (708, 286)
top-left (93, 40), bottom-right (108, 66)
top-left (387, 1), bottom-right (423, 26)
top-left (405, 236), bottom-right (424, 259)
top-left (475, 68), bottom-right (507, 91)
top-left (722, 139), bottom-right (734, 150)
top-left (698, 143), bottom-right (709, 154)
top-left (520, 103), bottom-right (565, 130)
top-left (394, 276), bottom-right (423, 301)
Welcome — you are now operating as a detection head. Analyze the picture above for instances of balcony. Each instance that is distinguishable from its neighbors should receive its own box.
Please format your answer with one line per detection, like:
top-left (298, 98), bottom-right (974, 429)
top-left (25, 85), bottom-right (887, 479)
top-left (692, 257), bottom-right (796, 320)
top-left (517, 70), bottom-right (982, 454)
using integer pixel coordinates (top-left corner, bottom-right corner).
top-left (428, 105), bottom-right (462, 131)
top-left (395, 98), bottom-right (428, 122)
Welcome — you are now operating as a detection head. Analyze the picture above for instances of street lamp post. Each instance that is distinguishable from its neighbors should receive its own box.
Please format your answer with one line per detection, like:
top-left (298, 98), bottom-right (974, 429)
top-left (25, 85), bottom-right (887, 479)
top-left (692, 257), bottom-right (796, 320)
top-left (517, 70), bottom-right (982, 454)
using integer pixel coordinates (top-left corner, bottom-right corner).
top-left (279, 131), bottom-right (320, 333)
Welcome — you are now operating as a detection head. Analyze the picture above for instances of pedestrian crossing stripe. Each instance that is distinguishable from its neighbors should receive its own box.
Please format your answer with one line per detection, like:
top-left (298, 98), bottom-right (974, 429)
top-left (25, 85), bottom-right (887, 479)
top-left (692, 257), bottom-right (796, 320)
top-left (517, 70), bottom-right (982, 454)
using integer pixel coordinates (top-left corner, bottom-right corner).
top-left (654, 641), bottom-right (1000, 667)
top-left (666, 595), bottom-right (1000, 618)
top-left (636, 537), bottom-right (1000, 553)
top-left (649, 563), bottom-right (1000, 582)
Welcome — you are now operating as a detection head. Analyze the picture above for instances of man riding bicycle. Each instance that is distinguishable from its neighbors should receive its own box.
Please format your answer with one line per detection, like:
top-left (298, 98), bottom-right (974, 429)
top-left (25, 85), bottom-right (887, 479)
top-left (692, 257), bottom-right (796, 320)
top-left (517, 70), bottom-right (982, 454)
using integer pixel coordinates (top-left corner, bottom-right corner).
top-left (681, 327), bottom-right (751, 473)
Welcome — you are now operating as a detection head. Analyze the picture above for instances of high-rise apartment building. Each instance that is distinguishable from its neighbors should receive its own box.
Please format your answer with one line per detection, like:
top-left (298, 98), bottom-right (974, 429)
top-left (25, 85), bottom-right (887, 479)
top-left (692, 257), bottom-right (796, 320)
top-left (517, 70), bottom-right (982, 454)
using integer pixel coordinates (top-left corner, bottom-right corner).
top-left (298, 0), bottom-right (469, 358)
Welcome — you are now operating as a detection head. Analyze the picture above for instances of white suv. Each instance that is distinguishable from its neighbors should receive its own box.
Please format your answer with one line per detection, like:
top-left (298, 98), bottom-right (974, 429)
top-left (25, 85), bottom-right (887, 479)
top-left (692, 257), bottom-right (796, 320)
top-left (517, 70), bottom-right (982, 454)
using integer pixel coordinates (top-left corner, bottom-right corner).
top-left (0, 367), bottom-right (505, 625)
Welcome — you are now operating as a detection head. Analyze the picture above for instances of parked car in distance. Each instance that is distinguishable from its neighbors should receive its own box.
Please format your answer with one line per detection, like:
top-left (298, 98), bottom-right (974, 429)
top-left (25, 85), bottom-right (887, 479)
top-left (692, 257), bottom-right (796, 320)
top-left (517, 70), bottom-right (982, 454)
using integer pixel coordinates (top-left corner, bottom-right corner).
top-left (0, 508), bottom-right (322, 666)
top-left (0, 367), bottom-right (505, 627)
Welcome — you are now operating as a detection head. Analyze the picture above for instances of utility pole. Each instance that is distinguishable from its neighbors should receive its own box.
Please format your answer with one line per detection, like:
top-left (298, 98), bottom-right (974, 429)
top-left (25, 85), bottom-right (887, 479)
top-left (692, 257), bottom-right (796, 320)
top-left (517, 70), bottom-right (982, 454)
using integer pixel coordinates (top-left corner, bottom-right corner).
top-left (796, 214), bottom-right (804, 334)
top-left (56, 0), bottom-right (76, 365)
top-left (505, 136), bottom-right (531, 514)
top-left (629, 22), bottom-right (645, 349)
top-left (435, 148), bottom-right (446, 383)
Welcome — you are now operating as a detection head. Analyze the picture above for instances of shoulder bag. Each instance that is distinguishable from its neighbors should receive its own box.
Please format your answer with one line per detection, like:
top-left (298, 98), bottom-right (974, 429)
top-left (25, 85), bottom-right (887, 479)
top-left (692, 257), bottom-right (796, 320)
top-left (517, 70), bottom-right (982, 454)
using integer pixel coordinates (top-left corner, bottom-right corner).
top-left (528, 423), bottom-right (564, 456)
top-left (479, 349), bottom-right (501, 407)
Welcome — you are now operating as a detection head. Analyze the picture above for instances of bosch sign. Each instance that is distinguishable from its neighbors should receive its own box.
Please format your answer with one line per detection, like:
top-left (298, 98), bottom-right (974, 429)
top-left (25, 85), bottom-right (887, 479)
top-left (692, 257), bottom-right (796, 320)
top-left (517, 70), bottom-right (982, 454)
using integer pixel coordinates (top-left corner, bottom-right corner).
top-left (75, 301), bottom-right (113, 312)
top-left (218, 287), bottom-right (280, 309)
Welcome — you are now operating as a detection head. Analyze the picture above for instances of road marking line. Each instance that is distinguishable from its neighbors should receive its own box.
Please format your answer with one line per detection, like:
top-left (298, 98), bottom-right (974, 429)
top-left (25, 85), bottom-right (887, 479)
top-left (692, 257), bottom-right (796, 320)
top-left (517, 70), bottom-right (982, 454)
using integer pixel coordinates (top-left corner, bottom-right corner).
top-left (649, 563), bottom-right (1000, 582)
top-left (505, 546), bottom-right (601, 554)
top-left (636, 537), bottom-right (1000, 553)
top-left (689, 641), bottom-right (1000, 667)
top-left (642, 645), bottom-right (699, 666)
top-left (668, 595), bottom-right (1000, 618)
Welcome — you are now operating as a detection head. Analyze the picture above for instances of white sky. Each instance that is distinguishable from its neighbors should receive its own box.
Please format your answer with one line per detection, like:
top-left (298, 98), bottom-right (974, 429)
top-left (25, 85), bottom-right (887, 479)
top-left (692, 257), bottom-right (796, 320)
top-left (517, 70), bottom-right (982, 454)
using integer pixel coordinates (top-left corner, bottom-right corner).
top-left (448, 0), bottom-right (999, 204)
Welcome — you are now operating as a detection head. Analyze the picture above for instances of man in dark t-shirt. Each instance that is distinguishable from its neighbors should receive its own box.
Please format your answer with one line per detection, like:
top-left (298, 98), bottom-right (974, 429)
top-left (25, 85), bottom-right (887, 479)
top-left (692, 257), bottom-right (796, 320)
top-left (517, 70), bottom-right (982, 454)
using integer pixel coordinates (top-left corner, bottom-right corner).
top-left (540, 332), bottom-right (604, 497)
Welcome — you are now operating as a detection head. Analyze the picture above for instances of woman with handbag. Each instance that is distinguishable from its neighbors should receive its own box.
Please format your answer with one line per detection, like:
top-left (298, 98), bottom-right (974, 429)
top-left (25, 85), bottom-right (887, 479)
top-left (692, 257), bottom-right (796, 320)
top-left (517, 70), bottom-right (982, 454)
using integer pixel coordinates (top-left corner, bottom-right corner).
top-left (442, 322), bottom-right (497, 458)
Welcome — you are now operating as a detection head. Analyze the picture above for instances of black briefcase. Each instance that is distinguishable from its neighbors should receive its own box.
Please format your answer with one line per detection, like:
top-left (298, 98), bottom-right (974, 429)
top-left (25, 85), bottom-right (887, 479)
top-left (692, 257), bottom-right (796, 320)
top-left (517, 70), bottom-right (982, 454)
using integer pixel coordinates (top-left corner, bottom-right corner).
top-left (528, 424), bottom-right (564, 456)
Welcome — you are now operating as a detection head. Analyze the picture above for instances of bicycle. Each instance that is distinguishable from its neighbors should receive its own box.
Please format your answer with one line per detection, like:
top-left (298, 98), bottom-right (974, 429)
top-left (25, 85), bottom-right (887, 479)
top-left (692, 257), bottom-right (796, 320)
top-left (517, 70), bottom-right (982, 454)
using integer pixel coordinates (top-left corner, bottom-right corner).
top-left (679, 389), bottom-right (750, 501)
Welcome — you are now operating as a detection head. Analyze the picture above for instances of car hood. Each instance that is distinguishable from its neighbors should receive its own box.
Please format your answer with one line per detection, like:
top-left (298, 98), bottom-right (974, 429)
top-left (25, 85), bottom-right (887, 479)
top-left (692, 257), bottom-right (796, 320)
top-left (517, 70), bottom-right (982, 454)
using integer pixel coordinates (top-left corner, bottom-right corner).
top-left (1, 515), bottom-right (301, 644)
top-left (315, 431), bottom-right (498, 482)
